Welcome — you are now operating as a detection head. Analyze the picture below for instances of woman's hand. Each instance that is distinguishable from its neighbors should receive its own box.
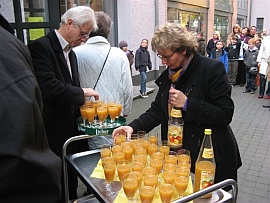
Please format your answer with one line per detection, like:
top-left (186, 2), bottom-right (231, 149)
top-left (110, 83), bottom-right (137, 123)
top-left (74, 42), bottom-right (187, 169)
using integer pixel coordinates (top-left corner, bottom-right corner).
top-left (169, 87), bottom-right (187, 108)
top-left (112, 126), bottom-right (134, 142)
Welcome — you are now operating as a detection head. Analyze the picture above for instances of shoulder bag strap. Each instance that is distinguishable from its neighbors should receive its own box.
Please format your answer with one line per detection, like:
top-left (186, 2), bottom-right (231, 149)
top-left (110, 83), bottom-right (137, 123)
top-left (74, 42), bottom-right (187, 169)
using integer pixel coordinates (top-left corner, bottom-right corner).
top-left (93, 46), bottom-right (111, 90)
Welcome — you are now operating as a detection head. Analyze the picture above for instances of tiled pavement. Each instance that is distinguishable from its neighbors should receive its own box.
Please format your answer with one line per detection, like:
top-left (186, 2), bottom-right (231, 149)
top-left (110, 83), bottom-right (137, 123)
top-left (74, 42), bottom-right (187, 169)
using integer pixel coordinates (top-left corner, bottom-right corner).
top-left (78, 81), bottom-right (270, 202)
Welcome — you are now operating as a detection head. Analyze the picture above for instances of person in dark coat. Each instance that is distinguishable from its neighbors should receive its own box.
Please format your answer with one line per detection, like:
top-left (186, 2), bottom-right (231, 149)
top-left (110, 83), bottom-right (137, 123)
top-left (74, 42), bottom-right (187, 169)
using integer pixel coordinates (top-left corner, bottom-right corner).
top-left (0, 14), bottom-right (61, 202)
top-left (112, 22), bottom-right (242, 187)
top-left (196, 31), bottom-right (206, 56)
top-left (28, 6), bottom-right (99, 201)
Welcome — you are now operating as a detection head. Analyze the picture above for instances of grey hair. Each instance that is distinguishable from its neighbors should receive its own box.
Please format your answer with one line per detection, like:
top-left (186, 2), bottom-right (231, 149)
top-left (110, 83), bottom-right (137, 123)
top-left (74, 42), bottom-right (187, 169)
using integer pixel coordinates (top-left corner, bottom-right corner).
top-left (89, 11), bottom-right (111, 39)
top-left (151, 22), bottom-right (198, 56)
top-left (61, 6), bottom-right (97, 30)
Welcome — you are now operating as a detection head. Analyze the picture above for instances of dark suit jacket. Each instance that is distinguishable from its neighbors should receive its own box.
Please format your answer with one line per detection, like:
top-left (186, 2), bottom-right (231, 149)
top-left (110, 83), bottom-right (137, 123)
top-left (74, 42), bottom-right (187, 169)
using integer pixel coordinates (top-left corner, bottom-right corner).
top-left (129, 53), bottom-right (242, 184)
top-left (0, 26), bottom-right (61, 202)
top-left (28, 31), bottom-right (87, 157)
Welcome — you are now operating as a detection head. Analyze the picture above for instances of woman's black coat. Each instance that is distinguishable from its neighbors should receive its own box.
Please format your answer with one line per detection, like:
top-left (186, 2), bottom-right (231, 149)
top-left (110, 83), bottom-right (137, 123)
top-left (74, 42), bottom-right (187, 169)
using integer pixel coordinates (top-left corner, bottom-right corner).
top-left (129, 53), bottom-right (242, 184)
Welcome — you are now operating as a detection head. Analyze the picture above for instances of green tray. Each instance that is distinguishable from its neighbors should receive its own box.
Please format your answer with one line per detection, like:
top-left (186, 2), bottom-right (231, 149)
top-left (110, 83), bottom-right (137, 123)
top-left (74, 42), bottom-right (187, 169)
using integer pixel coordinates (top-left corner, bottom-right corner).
top-left (77, 116), bottom-right (126, 136)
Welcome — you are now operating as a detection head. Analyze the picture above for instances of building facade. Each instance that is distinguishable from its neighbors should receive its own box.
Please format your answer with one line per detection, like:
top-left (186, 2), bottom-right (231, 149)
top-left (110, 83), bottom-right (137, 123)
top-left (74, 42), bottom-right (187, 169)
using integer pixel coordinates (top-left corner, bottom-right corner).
top-left (1, 0), bottom-right (267, 81)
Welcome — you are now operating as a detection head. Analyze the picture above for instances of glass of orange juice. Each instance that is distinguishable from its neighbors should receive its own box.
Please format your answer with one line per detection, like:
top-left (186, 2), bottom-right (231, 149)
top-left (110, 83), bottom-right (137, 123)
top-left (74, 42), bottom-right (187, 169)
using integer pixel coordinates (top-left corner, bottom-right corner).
top-left (85, 106), bottom-right (95, 127)
top-left (79, 105), bottom-right (88, 127)
top-left (116, 102), bottom-right (122, 121)
top-left (142, 166), bottom-right (157, 176)
top-left (165, 151), bottom-right (177, 165)
top-left (148, 132), bottom-right (158, 144)
top-left (97, 106), bottom-right (108, 128)
top-left (139, 182), bottom-right (155, 203)
top-left (150, 159), bottom-right (163, 174)
top-left (159, 180), bottom-right (175, 203)
top-left (108, 105), bottom-right (118, 126)
top-left (100, 144), bottom-right (111, 158)
top-left (117, 160), bottom-right (130, 182)
top-left (148, 143), bottom-right (158, 156)
top-left (101, 157), bottom-right (115, 168)
top-left (143, 174), bottom-right (158, 188)
top-left (174, 175), bottom-right (189, 198)
top-left (177, 149), bottom-right (191, 164)
top-left (163, 170), bottom-right (176, 185)
top-left (122, 147), bottom-right (133, 162)
top-left (103, 163), bottom-right (116, 196)
top-left (123, 173), bottom-right (139, 202)
top-left (113, 151), bottom-right (125, 164)
top-left (159, 140), bottom-right (170, 156)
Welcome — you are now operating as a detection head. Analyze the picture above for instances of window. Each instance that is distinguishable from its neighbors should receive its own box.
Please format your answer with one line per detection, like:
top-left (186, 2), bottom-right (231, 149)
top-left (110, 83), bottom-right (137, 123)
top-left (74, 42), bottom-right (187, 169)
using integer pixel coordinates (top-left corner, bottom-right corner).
top-left (256, 18), bottom-right (264, 32)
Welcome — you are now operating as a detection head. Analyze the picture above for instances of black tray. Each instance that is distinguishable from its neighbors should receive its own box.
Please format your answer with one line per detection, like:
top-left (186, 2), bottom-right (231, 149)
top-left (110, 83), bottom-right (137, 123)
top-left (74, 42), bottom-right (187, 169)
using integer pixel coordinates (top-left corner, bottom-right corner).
top-left (77, 116), bottom-right (126, 135)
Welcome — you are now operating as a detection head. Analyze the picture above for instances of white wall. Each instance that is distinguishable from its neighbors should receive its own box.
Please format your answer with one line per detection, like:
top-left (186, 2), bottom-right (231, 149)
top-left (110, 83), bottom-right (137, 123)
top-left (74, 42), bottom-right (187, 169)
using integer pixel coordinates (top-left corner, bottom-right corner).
top-left (250, 0), bottom-right (270, 32)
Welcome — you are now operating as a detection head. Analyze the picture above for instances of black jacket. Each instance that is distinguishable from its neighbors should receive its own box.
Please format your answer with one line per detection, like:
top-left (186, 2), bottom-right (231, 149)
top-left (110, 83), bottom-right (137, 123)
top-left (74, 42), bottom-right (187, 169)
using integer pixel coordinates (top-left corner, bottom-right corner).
top-left (225, 41), bottom-right (241, 60)
top-left (129, 53), bottom-right (242, 184)
top-left (197, 38), bottom-right (206, 56)
top-left (0, 25), bottom-right (61, 202)
top-left (135, 46), bottom-right (152, 71)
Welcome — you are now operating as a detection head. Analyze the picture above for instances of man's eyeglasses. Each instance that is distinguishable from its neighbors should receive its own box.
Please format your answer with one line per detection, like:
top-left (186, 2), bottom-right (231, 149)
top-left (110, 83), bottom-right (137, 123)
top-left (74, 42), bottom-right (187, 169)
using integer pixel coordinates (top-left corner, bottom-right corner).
top-left (76, 25), bottom-right (90, 39)
top-left (157, 52), bottom-right (175, 60)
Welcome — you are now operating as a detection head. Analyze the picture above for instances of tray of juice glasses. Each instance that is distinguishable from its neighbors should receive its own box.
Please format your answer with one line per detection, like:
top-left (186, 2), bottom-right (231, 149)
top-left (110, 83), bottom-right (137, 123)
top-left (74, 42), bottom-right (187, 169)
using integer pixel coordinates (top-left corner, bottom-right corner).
top-left (77, 116), bottom-right (126, 136)
top-left (63, 135), bottom-right (238, 203)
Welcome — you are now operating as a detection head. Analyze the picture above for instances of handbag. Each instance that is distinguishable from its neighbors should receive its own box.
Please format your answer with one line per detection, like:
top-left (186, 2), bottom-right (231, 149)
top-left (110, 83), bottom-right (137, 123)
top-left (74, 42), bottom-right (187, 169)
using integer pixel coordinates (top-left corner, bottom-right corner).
top-left (249, 67), bottom-right (258, 75)
top-left (93, 46), bottom-right (111, 90)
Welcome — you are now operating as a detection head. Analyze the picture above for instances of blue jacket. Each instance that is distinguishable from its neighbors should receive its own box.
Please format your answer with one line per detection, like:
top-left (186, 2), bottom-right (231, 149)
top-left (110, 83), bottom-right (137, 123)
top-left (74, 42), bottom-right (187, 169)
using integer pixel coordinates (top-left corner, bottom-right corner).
top-left (210, 49), bottom-right (228, 73)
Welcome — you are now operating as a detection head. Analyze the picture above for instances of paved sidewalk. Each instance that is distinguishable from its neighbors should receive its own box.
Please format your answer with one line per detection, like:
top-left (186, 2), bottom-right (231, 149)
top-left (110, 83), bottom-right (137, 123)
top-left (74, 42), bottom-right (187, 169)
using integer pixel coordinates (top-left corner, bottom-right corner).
top-left (127, 81), bottom-right (270, 203)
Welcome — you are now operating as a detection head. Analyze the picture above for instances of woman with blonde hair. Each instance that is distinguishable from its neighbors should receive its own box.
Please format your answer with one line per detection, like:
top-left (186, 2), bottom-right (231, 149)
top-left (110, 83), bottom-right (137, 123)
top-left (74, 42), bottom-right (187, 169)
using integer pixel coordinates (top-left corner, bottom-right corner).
top-left (113, 22), bottom-right (242, 187)
top-left (227, 24), bottom-right (241, 44)
top-left (206, 30), bottom-right (221, 57)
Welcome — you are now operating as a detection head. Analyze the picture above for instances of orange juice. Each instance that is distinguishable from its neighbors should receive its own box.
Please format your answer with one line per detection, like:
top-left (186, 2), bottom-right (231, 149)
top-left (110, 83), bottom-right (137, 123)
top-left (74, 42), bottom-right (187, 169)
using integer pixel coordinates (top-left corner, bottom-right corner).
top-left (108, 106), bottom-right (118, 121)
top-left (139, 185), bottom-right (155, 203)
top-left (165, 155), bottom-right (177, 164)
top-left (131, 162), bottom-right (144, 171)
top-left (113, 152), bottom-right (125, 163)
top-left (123, 179), bottom-right (138, 199)
top-left (112, 145), bottom-right (122, 154)
top-left (134, 154), bottom-right (147, 164)
top-left (144, 174), bottom-right (158, 187)
top-left (148, 143), bottom-right (158, 156)
top-left (141, 140), bottom-right (150, 151)
top-left (148, 135), bottom-right (158, 144)
top-left (97, 107), bottom-right (107, 122)
top-left (160, 145), bottom-right (170, 156)
top-left (174, 176), bottom-right (189, 195)
top-left (163, 171), bottom-right (176, 184)
top-left (194, 161), bottom-right (215, 198)
top-left (151, 152), bottom-right (164, 161)
top-left (178, 161), bottom-right (191, 169)
top-left (104, 164), bottom-right (115, 183)
top-left (85, 107), bottom-right (95, 123)
top-left (176, 166), bottom-right (190, 177)
top-left (159, 183), bottom-right (174, 203)
top-left (142, 166), bottom-right (157, 176)
top-left (121, 141), bottom-right (132, 148)
top-left (100, 148), bottom-right (111, 158)
top-left (117, 163), bottom-right (130, 182)
top-left (135, 147), bottom-right (147, 155)
top-left (101, 157), bottom-right (114, 168)
top-left (163, 163), bottom-right (176, 172)
top-left (123, 147), bottom-right (133, 162)
top-left (178, 154), bottom-right (190, 163)
top-left (130, 171), bottom-right (143, 185)
top-left (80, 106), bottom-right (87, 120)
top-left (116, 103), bottom-right (122, 118)
top-left (150, 159), bottom-right (163, 173)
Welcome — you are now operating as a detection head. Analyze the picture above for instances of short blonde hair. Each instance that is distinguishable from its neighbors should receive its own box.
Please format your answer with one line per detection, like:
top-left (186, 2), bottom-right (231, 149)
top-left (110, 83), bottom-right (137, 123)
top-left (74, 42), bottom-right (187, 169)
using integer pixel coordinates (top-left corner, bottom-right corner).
top-left (151, 22), bottom-right (198, 56)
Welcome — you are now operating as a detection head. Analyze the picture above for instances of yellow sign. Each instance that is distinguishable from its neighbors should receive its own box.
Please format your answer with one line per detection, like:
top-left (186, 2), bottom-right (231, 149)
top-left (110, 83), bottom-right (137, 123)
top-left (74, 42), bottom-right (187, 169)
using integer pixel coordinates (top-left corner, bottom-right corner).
top-left (28, 17), bottom-right (45, 40)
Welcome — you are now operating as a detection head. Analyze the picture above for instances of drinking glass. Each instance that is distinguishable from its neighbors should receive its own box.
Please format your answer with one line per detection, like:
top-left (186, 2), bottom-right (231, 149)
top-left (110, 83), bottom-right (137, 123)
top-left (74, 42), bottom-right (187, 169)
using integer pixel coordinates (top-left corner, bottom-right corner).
top-left (103, 163), bottom-right (116, 196)
top-left (101, 157), bottom-right (115, 168)
top-left (142, 166), bottom-right (157, 176)
top-left (143, 174), bottom-right (158, 188)
top-left (150, 159), bottom-right (163, 174)
top-left (148, 132), bottom-right (158, 144)
top-left (174, 175), bottom-right (189, 198)
top-left (97, 106), bottom-right (108, 128)
top-left (148, 143), bottom-right (158, 156)
top-left (86, 106), bottom-right (95, 127)
top-left (113, 151), bottom-right (125, 164)
top-left (116, 102), bottom-right (122, 121)
top-left (79, 105), bottom-right (87, 127)
top-left (108, 105), bottom-right (118, 126)
top-left (159, 180), bottom-right (175, 203)
top-left (139, 182), bottom-right (155, 203)
top-left (163, 170), bottom-right (176, 184)
top-left (117, 160), bottom-right (130, 182)
top-left (123, 173), bottom-right (138, 202)
top-left (165, 151), bottom-right (178, 165)
top-left (159, 140), bottom-right (170, 156)
top-left (122, 147), bottom-right (133, 162)
top-left (177, 149), bottom-right (191, 164)
top-left (151, 152), bottom-right (164, 161)
top-left (100, 144), bottom-right (111, 158)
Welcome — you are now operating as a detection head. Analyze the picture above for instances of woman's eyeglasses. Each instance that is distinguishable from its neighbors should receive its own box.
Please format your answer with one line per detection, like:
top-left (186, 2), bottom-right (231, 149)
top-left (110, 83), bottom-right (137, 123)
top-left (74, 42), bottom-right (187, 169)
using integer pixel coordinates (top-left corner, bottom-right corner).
top-left (157, 52), bottom-right (175, 60)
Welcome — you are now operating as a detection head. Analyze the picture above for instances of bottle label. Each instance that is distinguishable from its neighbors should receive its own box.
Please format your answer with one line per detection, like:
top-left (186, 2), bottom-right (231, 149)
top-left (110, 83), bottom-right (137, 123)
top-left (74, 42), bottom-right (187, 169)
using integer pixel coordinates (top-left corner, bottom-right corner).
top-left (199, 170), bottom-right (215, 190)
top-left (171, 109), bottom-right (182, 118)
top-left (168, 124), bottom-right (183, 146)
top-left (202, 148), bottom-right (214, 158)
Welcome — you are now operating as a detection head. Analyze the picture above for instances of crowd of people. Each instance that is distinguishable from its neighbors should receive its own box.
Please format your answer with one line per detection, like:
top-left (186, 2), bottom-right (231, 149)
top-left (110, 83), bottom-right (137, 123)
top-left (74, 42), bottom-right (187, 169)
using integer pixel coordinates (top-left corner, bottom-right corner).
top-left (198, 24), bottom-right (270, 99)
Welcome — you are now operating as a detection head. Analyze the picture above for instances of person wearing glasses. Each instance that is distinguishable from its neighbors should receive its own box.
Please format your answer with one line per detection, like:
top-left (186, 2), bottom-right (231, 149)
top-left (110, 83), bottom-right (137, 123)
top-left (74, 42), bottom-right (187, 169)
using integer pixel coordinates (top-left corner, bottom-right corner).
top-left (113, 22), bottom-right (242, 187)
top-left (28, 6), bottom-right (99, 201)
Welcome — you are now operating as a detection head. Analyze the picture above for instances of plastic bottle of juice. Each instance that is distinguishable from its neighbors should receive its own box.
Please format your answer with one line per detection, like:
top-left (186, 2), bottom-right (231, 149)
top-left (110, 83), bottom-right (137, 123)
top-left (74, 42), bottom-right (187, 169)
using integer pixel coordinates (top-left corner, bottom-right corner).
top-left (194, 129), bottom-right (216, 198)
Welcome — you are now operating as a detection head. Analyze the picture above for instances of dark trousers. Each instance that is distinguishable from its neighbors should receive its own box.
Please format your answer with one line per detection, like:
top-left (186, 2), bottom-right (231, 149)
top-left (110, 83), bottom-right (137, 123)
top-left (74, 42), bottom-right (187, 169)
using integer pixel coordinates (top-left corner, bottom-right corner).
top-left (245, 71), bottom-right (256, 91)
top-left (236, 60), bottom-right (246, 85)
